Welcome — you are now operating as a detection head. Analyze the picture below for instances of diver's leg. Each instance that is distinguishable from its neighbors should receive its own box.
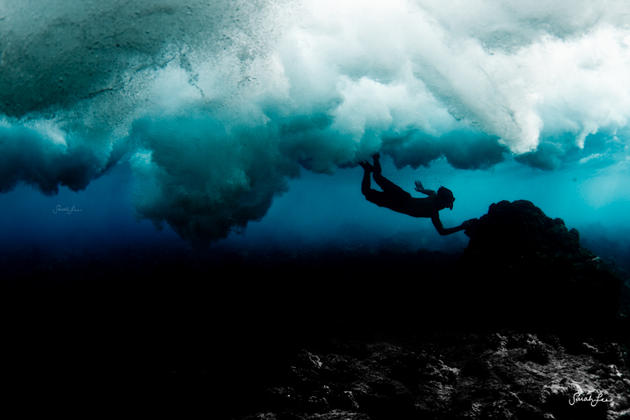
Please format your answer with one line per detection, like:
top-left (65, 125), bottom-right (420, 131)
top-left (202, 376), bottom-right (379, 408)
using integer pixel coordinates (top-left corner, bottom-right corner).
top-left (360, 162), bottom-right (374, 197)
top-left (370, 153), bottom-right (411, 199)
top-left (373, 173), bottom-right (411, 199)
top-left (361, 163), bottom-right (388, 205)
top-left (372, 153), bottom-right (382, 174)
top-left (361, 170), bottom-right (371, 197)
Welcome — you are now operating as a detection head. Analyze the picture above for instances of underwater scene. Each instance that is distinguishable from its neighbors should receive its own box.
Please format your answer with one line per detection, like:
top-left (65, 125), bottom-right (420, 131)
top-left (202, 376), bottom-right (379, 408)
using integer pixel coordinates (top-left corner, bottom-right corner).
top-left (1, 1), bottom-right (629, 418)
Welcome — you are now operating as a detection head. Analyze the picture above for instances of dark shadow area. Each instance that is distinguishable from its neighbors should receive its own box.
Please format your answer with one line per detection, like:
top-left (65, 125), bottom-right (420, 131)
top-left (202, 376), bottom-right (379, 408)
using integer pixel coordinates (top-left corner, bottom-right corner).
top-left (2, 201), bottom-right (629, 417)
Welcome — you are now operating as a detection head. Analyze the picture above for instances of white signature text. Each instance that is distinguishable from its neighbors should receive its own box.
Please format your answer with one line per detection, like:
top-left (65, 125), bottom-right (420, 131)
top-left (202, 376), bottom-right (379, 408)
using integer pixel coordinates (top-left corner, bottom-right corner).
top-left (52, 204), bottom-right (84, 215)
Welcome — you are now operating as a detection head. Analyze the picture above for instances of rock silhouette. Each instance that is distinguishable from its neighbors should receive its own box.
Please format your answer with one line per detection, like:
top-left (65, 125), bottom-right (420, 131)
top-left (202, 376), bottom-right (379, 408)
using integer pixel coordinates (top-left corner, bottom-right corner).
top-left (238, 333), bottom-right (629, 420)
top-left (458, 200), bottom-right (623, 328)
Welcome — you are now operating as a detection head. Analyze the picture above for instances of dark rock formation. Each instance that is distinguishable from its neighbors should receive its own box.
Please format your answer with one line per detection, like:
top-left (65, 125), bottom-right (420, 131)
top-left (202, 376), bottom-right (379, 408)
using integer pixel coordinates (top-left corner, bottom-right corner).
top-left (457, 200), bottom-right (624, 328)
top-left (238, 334), bottom-right (630, 420)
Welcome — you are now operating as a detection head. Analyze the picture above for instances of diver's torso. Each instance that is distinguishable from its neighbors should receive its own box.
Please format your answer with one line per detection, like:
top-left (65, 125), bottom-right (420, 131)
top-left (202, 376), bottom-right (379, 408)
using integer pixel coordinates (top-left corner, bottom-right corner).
top-left (380, 196), bottom-right (436, 218)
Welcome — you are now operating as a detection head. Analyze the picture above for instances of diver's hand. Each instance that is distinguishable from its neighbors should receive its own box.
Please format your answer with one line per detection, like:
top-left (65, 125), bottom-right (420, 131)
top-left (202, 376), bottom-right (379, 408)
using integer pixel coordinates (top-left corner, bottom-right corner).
top-left (461, 218), bottom-right (479, 230)
top-left (414, 180), bottom-right (424, 192)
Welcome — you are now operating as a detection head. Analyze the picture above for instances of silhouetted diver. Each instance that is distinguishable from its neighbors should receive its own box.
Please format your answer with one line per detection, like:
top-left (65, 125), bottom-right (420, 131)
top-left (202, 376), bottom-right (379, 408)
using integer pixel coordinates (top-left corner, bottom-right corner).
top-left (360, 154), bottom-right (477, 235)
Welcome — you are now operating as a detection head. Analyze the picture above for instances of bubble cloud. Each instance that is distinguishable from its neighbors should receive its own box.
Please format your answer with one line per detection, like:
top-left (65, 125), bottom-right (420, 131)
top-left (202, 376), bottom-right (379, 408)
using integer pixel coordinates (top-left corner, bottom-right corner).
top-left (2, 0), bottom-right (630, 242)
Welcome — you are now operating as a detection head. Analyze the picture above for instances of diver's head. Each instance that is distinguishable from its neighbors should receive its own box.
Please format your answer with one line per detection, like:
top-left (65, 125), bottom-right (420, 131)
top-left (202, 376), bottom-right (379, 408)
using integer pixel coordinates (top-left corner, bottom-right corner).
top-left (437, 186), bottom-right (455, 210)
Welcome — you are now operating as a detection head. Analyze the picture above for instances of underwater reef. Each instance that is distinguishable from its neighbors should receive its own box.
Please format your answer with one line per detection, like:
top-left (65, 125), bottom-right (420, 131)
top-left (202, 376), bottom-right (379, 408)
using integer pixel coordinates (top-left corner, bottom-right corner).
top-left (232, 200), bottom-right (629, 420)
top-left (238, 334), bottom-right (629, 420)
top-left (461, 200), bottom-right (624, 328)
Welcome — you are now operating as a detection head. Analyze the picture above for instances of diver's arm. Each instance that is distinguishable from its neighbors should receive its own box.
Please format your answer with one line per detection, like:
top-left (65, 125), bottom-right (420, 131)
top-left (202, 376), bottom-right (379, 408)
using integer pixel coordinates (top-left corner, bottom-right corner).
top-left (415, 180), bottom-right (435, 196)
top-left (431, 214), bottom-right (468, 236)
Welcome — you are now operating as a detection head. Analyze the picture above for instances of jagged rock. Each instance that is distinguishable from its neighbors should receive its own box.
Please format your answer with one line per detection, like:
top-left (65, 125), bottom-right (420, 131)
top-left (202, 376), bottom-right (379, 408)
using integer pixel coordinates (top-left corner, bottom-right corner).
top-left (523, 334), bottom-right (552, 364)
top-left (239, 334), bottom-right (629, 420)
top-left (465, 200), bottom-right (582, 257)
top-left (306, 411), bottom-right (370, 420)
top-left (460, 200), bottom-right (623, 327)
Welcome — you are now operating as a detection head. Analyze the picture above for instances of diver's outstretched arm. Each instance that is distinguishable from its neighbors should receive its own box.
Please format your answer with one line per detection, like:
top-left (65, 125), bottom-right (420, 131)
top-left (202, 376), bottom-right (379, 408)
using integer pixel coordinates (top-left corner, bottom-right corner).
top-left (415, 180), bottom-right (435, 196)
top-left (431, 215), bottom-right (477, 236)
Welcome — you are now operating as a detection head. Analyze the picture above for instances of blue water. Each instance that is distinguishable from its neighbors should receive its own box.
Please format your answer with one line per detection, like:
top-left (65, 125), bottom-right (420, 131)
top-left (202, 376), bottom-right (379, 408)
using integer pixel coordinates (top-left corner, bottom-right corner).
top-left (2, 154), bottom-right (629, 273)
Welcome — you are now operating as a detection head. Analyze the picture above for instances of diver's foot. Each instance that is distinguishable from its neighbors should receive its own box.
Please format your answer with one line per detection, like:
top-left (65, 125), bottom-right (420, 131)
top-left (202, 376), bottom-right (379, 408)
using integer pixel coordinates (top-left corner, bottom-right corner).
top-left (359, 160), bottom-right (373, 172)
top-left (372, 153), bottom-right (381, 174)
